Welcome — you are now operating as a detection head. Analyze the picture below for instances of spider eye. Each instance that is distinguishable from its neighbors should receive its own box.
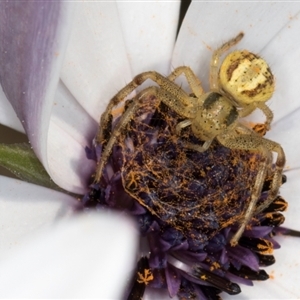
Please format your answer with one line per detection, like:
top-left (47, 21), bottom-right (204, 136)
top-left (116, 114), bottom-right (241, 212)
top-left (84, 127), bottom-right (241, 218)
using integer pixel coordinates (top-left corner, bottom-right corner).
top-left (219, 50), bottom-right (274, 105)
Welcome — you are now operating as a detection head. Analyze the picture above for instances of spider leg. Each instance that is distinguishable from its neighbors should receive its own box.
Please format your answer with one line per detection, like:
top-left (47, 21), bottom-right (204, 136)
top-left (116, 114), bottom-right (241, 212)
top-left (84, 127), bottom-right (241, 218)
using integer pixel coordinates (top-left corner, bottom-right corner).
top-left (255, 142), bottom-right (285, 214)
top-left (184, 140), bottom-right (214, 152)
top-left (176, 119), bottom-right (192, 135)
top-left (97, 71), bottom-right (196, 146)
top-left (95, 86), bottom-right (162, 183)
top-left (231, 146), bottom-right (270, 246)
top-left (95, 79), bottom-right (198, 183)
top-left (255, 102), bottom-right (273, 134)
top-left (96, 80), bottom-right (141, 146)
top-left (239, 102), bottom-right (273, 135)
top-left (210, 32), bottom-right (244, 91)
top-left (176, 119), bottom-right (214, 152)
top-left (217, 132), bottom-right (285, 246)
top-left (235, 126), bottom-right (273, 171)
top-left (167, 66), bottom-right (205, 99)
top-left (238, 104), bottom-right (256, 118)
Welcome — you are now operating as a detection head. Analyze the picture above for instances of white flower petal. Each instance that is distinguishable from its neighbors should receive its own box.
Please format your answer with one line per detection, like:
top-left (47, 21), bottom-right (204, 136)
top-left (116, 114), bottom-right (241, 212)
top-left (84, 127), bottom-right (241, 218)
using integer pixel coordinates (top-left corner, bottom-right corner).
top-left (0, 176), bottom-right (75, 258)
top-left (0, 211), bottom-right (138, 298)
top-left (117, 1), bottom-right (179, 75)
top-left (259, 12), bottom-right (300, 123)
top-left (268, 108), bottom-right (300, 170)
top-left (0, 2), bottom-right (75, 167)
top-left (47, 81), bottom-right (97, 193)
top-left (61, 1), bottom-right (180, 123)
top-left (61, 2), bottom-right (134, 123)
top-left (280, 169), bottom-right (300, 230)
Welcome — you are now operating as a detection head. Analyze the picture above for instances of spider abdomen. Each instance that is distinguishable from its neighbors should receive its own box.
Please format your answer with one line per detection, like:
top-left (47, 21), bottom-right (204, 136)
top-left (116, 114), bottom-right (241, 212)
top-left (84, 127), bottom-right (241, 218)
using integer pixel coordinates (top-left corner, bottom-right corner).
top-left (219, 50), bottom-right (274, 104)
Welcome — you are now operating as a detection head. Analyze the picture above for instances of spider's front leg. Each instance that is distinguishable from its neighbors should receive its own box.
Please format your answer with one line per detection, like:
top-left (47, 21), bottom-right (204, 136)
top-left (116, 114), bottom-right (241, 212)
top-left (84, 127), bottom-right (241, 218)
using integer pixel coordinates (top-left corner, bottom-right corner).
top-left (239, 102), bottom-right (274, 136)
top-left (253, 103), bottom-right (273, 136)
top-left (210, 32), bottom-right (244, 91)
top-left (95, 69), bottom-right (202, 183)
top-left (95, 81), bottom-right (198, 184)
top-left (96, 78), bottom-right (144, 146)
top-left (217, 132), bottom-right (285, 246)
top-left (97, 70), bottom-right (195, 145)
top-left (167, 66), bottom-right (205, 99)
top-left (95, 86), bottom-right (158, 183)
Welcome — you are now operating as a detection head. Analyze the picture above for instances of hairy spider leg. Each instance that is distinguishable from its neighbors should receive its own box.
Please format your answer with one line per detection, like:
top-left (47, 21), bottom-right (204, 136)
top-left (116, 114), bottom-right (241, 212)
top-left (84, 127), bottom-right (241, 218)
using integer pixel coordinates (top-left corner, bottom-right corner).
top-left (95, 96), bottom-right (140, 183)
top-left (96, 70), bottom-right (199, 147)
top-left (216, 131), bottom-right (285, 245)
top-left (238, 102), bottom-right (273, 124)
top-left (210, 32), bottom-right (244, 91)
top-left (94, 71), bottom-right (202, 183)
top-left (96, 79), bottom-right (140, 146)
top-left (238, 101), bottom-right (273, 137)
top-left (167, 66), bottom-right (205, 99)
top-left (255, 143), bottom-right (286, 214)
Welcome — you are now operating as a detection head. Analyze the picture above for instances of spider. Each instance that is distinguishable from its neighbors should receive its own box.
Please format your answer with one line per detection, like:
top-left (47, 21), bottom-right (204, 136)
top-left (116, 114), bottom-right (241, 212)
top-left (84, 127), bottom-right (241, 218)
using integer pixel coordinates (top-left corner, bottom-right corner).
top-left (94, 32), bottom-right (285, 246)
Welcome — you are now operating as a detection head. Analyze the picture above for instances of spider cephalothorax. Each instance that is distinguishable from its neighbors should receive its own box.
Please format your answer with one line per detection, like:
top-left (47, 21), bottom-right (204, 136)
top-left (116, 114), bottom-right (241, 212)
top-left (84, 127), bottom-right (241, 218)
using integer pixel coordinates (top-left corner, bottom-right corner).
top-left (94, 32), bottom-right (285, 246)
